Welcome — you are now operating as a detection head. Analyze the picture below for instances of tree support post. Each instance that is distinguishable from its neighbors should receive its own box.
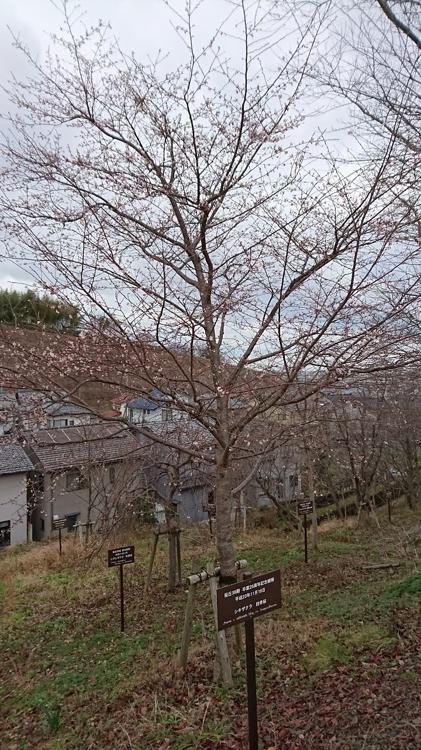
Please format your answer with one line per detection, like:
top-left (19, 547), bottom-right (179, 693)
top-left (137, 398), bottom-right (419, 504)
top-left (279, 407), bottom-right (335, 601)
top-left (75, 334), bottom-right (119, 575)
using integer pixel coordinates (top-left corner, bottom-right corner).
top-left (179, 584), bottom-right (196, 671)
top-left (145, 532), bottom-right (159, 592)
top-left (208, 562), bottom-right (233, 686)
top-left (176, 530), bottom-right (182, 586)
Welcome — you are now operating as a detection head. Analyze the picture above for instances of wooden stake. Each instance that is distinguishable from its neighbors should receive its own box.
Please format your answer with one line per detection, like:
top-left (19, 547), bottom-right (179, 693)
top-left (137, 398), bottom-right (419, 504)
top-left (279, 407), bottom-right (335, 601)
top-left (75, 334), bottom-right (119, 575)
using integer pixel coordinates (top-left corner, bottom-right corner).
top-left (176, 531), bottom-right (182, 586)
top-left (145, 532), bottom-right (159, 592)
top-left (179, 584), bottom-right (196, 671)
top-left (207, 562), bottom-right (233, 686)
top-left (234, 623), bottom-right (243, 653)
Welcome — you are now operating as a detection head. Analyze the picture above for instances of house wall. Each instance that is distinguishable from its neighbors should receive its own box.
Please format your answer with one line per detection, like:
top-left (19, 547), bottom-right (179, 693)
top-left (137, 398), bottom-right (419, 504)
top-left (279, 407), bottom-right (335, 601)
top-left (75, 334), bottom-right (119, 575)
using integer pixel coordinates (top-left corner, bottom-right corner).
top-left (128, 407), bottom-right (163, 424)
top-left (127, 406), bottom-right (186, 425)
top-left (39, 466), bottom-right (116, 538)
top-left (248, 459), bottom-right (302, 509)
top-left (0, 473), bottom-right (28, 546)
top-left (48, 414), bottom-right (91, 429)
top-left (176, 486), bottom-right (208, 523)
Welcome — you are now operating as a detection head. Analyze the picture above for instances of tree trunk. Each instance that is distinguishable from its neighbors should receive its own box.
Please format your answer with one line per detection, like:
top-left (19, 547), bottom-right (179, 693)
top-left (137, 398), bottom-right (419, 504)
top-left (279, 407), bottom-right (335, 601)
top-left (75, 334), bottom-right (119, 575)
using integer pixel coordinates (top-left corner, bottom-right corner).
top-left (215, 457), bottom-right (236, 582)
top-left (166, 494), bottom-right (180, 592)
top-left (327, 476), bottom-right (343, 519)
top-left (405, 473), bottom-right (415, 509)
top-left (307, 456), bottom-right (318, 550)
top-left (368, 491), bottom-right (380, 528)
top-left (168, 529), bottom-right (178, 592)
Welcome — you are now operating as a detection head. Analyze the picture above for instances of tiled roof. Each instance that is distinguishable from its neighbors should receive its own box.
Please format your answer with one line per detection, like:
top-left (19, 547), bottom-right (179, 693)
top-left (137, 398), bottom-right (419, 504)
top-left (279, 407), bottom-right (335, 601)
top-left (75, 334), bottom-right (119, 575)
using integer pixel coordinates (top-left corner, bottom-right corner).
top-left (127, 396), bottom-right (159, 411)
top-left (126, 388), bottom-right (167, 411)
top-left (43, 401), bottom-right (93, 417)
top-left (0, 444), bottom-right (34, 476)
top-left (25, 423), bottom-right (143, 472)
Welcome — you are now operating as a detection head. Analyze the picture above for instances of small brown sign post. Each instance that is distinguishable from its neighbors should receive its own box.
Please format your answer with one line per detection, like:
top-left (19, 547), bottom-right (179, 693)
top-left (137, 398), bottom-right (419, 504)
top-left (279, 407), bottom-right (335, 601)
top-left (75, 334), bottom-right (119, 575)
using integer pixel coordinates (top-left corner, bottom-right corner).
top-left (52, 517), bottom-right (66, 556)
top-left (108, 545), bottom-right (135, 632)
top-left (217, 570), bottom-right (282, 750)
top-left (297, 499), bottom-right (312, 563)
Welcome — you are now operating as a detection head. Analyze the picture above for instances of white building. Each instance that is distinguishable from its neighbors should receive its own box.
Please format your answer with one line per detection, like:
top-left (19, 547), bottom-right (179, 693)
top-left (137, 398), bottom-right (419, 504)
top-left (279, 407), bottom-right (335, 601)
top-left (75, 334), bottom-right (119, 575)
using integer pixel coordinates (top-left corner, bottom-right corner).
top-left (0, 444), bottom-right (34, 548)
top-left (118, 388), bottom-right (187, 426)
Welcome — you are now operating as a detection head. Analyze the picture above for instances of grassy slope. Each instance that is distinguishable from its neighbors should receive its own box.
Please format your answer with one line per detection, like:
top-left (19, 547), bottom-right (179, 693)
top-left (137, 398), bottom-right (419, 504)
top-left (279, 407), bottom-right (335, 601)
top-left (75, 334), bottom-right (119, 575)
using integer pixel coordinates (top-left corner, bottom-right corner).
top-left (1, 502), bottom-right (420, 750)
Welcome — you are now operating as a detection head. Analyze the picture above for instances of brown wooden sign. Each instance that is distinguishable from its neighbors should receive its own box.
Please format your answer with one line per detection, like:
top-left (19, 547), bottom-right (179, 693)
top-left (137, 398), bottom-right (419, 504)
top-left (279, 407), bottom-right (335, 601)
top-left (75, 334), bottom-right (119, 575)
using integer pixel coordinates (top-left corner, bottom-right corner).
top-left (297, 499), bottom-right (313, 515)
top-left (52, 517), bottom-right (66, 530)
top-left (217, 569), bottom-right (281, 631)
top-left (108, 545), bottom-right (135, 568)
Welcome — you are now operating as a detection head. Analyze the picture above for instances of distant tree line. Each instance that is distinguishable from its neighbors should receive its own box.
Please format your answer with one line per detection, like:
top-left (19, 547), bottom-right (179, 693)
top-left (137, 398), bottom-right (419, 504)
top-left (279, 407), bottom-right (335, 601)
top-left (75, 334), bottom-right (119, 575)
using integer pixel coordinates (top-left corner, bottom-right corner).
top-left (0, 289), bottom-right (80, 334)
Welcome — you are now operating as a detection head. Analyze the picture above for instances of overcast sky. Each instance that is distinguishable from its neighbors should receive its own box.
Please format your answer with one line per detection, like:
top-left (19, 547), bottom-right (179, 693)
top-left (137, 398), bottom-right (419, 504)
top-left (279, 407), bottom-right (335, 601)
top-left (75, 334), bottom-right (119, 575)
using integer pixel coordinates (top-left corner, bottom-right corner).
top-left (0, 0), bottom-right (354, 295)
top-left (0, 0), bottom-right (225, 290)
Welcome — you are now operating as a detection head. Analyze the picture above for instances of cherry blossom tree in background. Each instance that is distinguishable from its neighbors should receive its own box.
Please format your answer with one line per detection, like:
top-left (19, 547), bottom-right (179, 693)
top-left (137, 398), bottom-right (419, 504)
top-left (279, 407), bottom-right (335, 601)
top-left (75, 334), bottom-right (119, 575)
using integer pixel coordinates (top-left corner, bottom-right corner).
top-left (1, 0), bottom-right (420, 580)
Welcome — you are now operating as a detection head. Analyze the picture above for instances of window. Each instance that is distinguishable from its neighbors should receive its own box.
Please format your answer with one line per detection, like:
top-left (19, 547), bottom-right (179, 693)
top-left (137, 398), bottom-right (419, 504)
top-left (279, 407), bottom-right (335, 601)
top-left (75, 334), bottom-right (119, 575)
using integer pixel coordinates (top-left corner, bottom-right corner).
top-left (0, 520), bottom-right (11, 548)
top-left (161, 407), bottom-right (173, 422)
top-left (289, 474), bottom-right (299, 488)
top-left (109, 465), bottom-right (116, 484)
top-left (65, 468), bottom-right (86, 492)
top-left (51, 417), bottom-right (77, 428)
top-left (65, 513), bottom-right (79, 531)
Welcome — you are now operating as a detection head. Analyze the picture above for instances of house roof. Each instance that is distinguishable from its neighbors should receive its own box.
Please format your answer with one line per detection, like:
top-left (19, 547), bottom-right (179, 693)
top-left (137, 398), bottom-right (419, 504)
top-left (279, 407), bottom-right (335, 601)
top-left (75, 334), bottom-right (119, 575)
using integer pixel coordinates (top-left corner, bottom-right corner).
top-left (126, 388), bottom-right (168, 411)
top-left (43, 401), bottom-right (93, 417)
top-left (0, 444), bottom-right (34, 476)
top-left (127, 396), bottom-right (159, 411)
top-left (25, 423), bottom-right (143, 473)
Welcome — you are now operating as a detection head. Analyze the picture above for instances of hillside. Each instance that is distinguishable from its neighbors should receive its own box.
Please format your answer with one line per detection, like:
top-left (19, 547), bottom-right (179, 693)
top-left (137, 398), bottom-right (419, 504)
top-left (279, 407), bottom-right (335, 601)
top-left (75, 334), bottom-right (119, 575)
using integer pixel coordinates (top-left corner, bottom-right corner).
top-left (1, 504), bottom-right (420, 749)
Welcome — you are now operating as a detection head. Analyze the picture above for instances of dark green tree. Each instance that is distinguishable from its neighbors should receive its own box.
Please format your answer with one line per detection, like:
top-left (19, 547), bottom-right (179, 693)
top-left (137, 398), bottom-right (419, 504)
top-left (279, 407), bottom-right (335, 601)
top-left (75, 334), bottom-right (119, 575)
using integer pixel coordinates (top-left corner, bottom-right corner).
top-left (0, 289), bottom-right (80, 334)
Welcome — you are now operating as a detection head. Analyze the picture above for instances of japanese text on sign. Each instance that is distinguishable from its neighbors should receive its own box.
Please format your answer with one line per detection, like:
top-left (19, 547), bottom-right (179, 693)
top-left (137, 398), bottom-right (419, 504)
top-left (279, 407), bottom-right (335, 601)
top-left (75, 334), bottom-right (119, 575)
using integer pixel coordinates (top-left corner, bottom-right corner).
top-left (108, 545), bottom-right (135, 567)
top-left (52, 517), bottom-right (66, 530)
top-left (297, 499), bottom-right (313, 515)
top-left (217, 569), bottom-right (281, 630)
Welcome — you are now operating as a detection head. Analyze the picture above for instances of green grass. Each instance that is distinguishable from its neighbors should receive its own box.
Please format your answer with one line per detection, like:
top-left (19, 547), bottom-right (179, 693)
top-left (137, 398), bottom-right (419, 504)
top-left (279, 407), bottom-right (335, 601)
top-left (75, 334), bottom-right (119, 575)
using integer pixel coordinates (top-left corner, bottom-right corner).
top-left (1, 515), bottom-right (420, 749)
top-left (239, 544), bottom-right (303, 570)
top-left (302, 624), bottom-right (394, 674)
top-left (289, 571), bottom-right (421, 623)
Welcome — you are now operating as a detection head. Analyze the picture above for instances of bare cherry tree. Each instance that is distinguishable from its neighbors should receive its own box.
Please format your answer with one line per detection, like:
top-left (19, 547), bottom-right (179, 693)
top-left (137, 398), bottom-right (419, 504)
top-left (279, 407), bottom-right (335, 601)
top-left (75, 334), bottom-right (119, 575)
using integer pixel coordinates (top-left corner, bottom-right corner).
top-left (1, 1), bottom-right (420, 580)
top-left (136, 422), bottom-right (212, 591)
top-left (382, 369), bottom-right (421, 509)
top-left (324, 379), bottom-right (389, 525)
top-left (315, 0), bottom-right (420, 236)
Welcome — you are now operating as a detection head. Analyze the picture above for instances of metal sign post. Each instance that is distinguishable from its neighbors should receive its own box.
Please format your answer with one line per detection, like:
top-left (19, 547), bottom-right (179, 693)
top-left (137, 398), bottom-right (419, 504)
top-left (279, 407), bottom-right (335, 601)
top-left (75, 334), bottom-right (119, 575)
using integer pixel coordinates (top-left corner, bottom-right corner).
top-left (387, 493), bottom-right (392, 523)
top-left (52, 517), bottom-right (66, 556)
top-left (108, 546), bottom-right (135, 633)
top-left (245, 617), bottom-right (258, 750)
top-left (119, 564), bottom-right (125, 632)
top-left (217, 569), bottom-right (282, 750)
top-left (297, 499), bottom-right (312, 563)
